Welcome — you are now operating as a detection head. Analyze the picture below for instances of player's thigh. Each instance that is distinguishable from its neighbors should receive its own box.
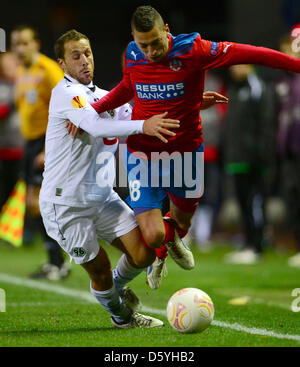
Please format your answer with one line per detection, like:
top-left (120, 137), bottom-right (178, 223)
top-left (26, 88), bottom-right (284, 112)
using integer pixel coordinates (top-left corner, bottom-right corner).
top-left (94, 192), bottom-right (155, 266)
top-left (39, 201), bottom-right (100, 265)
top-left (127, 182), bottom-right (167, 214)
top-left (126, 146), bottom-right (167, 213)
top-left (135, 209), bottom-right (166, 248)
top-left (94, 191), bottom-right (138, 245)
top-left (126, 183), bottom-right (167, 246)
top-left (111, 226), bottom-right (155, 268)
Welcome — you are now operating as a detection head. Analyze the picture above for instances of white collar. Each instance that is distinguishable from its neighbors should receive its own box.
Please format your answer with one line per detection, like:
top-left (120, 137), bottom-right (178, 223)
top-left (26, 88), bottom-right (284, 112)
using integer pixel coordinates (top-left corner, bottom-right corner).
top-left (64, 73), bottom-right (95, 89)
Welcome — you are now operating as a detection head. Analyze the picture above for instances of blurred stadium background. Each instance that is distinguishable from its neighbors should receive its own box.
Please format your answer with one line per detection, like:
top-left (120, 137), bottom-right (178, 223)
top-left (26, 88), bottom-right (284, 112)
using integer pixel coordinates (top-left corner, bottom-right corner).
top-left (1, 0), bottom-right (299, 88)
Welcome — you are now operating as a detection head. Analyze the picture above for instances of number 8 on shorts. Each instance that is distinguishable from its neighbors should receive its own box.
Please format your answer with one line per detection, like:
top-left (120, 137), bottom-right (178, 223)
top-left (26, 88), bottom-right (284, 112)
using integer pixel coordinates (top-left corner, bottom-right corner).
top-left (129, 180), bottom-right (141, 202)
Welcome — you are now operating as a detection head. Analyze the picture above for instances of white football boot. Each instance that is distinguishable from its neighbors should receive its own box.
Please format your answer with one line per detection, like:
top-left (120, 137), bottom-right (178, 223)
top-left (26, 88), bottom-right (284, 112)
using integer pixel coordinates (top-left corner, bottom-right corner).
top-left (119, 286), bottom-right (142, 312)
top-left (111, 312), bottom-right (164, 329)
top-left (166, 228), bottom-right (195, 270)
top-left (146, 257), bottom-right (168, 290)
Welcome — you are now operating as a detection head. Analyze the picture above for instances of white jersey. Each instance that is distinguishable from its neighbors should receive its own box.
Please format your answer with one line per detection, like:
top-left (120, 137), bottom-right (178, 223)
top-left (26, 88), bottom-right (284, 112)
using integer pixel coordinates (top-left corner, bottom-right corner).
top-left (39, 74), bottom-right (144, 207)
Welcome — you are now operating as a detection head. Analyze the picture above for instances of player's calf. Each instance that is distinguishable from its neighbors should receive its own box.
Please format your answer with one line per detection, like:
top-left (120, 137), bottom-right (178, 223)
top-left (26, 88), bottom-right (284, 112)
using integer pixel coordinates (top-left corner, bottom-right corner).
top-left (131, 240), bottom-right (156, 268)
top-left (81, 247), bottom-right (113, 290)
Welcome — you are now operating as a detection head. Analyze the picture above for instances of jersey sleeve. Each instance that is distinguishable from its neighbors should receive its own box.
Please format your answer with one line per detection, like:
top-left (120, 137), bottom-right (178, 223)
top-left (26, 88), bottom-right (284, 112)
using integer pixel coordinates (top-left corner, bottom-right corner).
top-left (195, 38), bottom-right (235, 69)
top-left (195, 37), bottom-right (300, 73)
top-left (52, 85), bottom-right (143, 138)
top-left (196, 37), bottom-right (300, 73)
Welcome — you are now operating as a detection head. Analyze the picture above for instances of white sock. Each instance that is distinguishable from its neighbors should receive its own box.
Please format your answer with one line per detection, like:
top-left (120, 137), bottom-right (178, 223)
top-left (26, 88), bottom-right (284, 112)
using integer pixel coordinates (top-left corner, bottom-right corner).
top-left (90, 282), bottom-right (131, 324)
top-left (113, 254), bottom-right (144, 293)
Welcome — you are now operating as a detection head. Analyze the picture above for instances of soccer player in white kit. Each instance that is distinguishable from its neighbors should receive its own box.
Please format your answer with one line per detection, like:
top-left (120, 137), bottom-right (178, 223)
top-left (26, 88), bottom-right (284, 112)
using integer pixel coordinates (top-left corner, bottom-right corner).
top-left (39, 29), bottom-right (181, 328)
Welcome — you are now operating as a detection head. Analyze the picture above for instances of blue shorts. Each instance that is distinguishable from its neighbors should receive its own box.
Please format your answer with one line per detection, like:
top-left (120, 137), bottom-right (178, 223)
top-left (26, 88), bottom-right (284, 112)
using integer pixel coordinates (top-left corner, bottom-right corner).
top-left (125, 145), bottom-right (204, 214)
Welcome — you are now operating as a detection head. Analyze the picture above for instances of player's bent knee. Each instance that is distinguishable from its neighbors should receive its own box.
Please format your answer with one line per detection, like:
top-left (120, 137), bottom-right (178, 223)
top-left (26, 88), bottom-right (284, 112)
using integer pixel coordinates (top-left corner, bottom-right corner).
top-left (142, 229), bottom-right (165, 249)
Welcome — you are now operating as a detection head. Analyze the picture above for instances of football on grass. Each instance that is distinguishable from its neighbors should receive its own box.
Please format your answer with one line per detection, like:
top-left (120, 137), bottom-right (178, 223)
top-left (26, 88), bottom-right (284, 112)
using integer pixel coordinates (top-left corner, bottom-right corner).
top-left (166, 288), bottom-right (214, 333)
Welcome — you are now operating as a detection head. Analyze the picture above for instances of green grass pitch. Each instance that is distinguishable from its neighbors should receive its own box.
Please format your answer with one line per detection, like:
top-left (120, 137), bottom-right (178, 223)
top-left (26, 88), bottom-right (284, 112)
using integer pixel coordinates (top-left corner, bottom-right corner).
top-left (0, 238), bottom-right (300, 347)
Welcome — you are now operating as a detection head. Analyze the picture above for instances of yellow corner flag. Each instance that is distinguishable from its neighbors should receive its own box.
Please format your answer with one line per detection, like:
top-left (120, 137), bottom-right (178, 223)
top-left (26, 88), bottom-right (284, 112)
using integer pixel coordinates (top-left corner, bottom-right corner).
top-left (0, 179), bottom-right (26, 247)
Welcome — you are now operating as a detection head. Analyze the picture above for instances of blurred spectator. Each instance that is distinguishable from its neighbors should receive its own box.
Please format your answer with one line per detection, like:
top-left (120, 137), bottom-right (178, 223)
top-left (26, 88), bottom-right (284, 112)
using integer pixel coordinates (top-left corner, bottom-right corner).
top-left (222, 64), bottom-right (276, 264)
top-left (10, 25), bottom-right (70, 280)
top-left (0, 52), bottom-right (24, 210)
top-left (186, 71), bottom-right (225, 251)
top-left (275, 29), bottom-right (300, 268)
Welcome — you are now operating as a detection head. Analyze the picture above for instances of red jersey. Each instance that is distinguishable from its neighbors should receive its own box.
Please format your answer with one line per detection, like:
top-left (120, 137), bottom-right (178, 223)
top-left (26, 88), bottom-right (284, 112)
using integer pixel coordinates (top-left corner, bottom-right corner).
top-left (92, 33), bottom-right (300, 155)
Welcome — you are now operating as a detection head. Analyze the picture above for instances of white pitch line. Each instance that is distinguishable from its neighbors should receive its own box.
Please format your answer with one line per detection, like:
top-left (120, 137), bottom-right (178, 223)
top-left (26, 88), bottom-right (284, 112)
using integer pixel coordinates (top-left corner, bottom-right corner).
top-left (141, 306), bottom-right (300, 343)
top-left (0, 273), bottom-right (97, 304)
top-left (0, 273), bottom-right (300, 343)
top-left (7, 302), bottom-right (53, 307)
top-left (212, 320), bottom-right (300, 342)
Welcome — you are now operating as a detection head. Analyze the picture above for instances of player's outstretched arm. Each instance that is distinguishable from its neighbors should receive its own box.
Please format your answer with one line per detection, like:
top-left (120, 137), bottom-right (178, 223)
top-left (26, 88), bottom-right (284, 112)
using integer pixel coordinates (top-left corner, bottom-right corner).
top-left (66, 111), bottom-right (180, 142)
top-left (227, 43), bottom-right (300, 73)
top-left (201, 39), bottom-right (300, 73)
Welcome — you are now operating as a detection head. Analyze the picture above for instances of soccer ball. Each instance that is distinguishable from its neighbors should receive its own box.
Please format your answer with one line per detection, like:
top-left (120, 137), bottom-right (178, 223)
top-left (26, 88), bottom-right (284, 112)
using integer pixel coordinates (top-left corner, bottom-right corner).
top-left (166, 288), bottom-right (214, 333)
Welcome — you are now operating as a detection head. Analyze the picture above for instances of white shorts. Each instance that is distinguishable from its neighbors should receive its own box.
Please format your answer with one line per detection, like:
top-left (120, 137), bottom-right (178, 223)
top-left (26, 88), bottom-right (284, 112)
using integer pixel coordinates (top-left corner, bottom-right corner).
top-left (39, 191), bottom-right (138, 265)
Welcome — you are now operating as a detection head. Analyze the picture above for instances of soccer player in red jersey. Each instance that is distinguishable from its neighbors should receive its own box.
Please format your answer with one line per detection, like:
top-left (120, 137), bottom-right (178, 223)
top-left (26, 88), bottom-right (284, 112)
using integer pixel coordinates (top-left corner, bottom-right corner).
top-left (91, 6), bottom-right (300, 289)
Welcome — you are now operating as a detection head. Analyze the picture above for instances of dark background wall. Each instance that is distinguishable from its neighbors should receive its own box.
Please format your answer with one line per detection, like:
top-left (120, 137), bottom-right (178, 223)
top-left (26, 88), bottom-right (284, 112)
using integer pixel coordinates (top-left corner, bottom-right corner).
top-left (1, 0), bottom-right (299, 88)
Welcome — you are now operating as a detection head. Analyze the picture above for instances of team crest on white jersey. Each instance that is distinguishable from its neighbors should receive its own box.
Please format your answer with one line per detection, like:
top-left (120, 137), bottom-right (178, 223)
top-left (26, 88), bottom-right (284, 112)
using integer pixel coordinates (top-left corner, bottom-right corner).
top-left (169, 59), bottom-right (182, 71)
